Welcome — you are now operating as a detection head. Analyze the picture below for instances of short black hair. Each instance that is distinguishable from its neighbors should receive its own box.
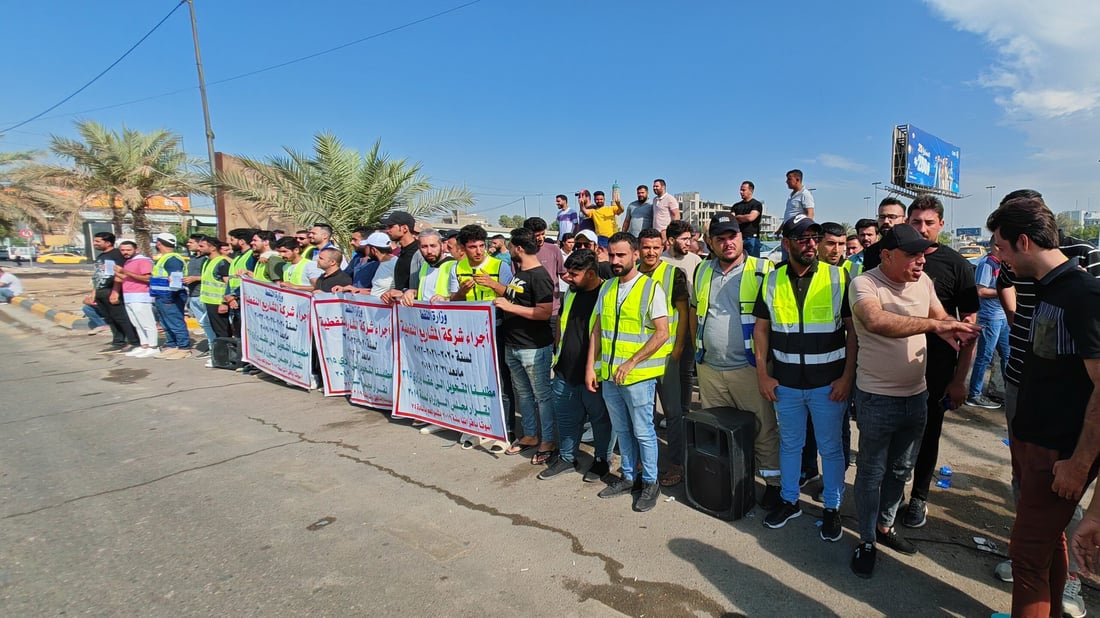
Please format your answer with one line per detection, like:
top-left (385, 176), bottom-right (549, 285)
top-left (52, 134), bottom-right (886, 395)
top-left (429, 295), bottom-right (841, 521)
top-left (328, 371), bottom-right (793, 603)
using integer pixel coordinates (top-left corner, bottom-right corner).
top-left (311, 223), bottom-right (333, 236)
top-left (555, 194), bottom-right (568, 202)
top-left (228, 228), bottom-right (256, 242)
top-left (253, 230), bottom-right (276, 244)
top-left (908, 195), bottom-right (944, 220)
top-left (353, 225), bottom-right (373, 237)
top-left (637, 228), bottom-right (663, 242)
top-left (741, 180), bottom-right (755, 191)
top-left (608, 231), bottom-right (638, 251)
top-left (847, 234), bottom-right (858, 242)
top-left (786, 169), bottom-right (803, 181)
top-left (593, 190), bottom-right (605, 198)
top-left (667, 220), bottom-right (693, 239)
top-left (272, 229), bottom-right (285, 235)
top-left (636, 184), bottom-right (648, 192)
top-left (987, 197), bottom-right (1058, 250)
top-left (1000, 188), bottom-right (1045, 208)
top-left (855, 218), bottom-right (878, 233)
top-left (523, 217), bottom-right (548, 233)
top-left (879, 197), bottom-right (905, 210)
top-left (560, 232), bottom-right (575, 242)
top-left (274, 237), bottom-right (300, 251)
top-left (509, 228), bottom-right (538, 255)
top-left (457, 224), bottom-right (487, 247)
top-left (564, 249), bottom-right (597, 273)
top-left (94, 232), bottom-right (116, 244)
top-left (189, 233), bottom-right (206, 241)
top-left (820, 222), bottom-right (846, 238)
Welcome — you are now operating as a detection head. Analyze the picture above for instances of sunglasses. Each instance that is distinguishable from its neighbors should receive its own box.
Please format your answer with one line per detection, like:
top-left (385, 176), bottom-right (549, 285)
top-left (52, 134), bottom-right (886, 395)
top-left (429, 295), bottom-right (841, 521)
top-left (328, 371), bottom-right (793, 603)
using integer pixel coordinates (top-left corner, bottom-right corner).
top-left (790, 235), bottom-right (823, 245)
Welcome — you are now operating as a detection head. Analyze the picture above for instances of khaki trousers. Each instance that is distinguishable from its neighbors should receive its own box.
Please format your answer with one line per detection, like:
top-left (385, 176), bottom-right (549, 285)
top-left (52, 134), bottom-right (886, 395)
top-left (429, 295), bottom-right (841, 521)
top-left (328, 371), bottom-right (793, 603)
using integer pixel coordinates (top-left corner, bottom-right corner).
top-left (697, 363), bottom-right (781, 485)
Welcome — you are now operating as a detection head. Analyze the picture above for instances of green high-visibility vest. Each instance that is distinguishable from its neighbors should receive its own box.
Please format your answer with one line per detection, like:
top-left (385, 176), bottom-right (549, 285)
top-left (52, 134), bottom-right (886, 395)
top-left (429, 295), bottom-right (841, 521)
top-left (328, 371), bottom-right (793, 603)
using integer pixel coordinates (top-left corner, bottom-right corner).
top-left (455, 256), bottom-right (504, 300)
top-left (642, 260), bottom-right (680, 358)
top-left (417, 260), bottom-right (456, 300)
top-left (553, 288), bottom-right (598, 367)
top-left (199, 255), bottom-right (229, 304)
top-left (150, 252), bottom-right (183, 296)
top-left (693, 255), bottom-right (771, 367)
top-left (762, 263), bottom-right (847, 370)
top-left (284, 260), bottom-right (310, 286)
top-left (596, 275), bottom-right (668, 385)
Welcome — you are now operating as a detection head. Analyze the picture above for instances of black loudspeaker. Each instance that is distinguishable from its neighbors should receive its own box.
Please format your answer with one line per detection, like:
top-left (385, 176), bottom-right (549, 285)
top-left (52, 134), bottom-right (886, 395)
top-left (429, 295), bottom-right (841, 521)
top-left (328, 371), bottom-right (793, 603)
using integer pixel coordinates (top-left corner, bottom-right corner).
top-left (211, 337), bottom-right (242, 370)
top-left (683, 407), bottom-right (757, 521)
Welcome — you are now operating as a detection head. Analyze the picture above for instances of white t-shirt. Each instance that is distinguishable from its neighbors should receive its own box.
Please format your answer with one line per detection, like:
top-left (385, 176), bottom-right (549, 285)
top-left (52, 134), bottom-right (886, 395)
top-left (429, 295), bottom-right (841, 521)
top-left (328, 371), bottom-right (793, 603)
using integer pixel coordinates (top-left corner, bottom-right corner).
top-left (369, 259), bottom-right (396, 297)
top-left (595, 274), bottom-right (669, 330)
top-left (0, 272), bottom-right (23, 295)
top-left (783, 189), bottom-right (815, 223)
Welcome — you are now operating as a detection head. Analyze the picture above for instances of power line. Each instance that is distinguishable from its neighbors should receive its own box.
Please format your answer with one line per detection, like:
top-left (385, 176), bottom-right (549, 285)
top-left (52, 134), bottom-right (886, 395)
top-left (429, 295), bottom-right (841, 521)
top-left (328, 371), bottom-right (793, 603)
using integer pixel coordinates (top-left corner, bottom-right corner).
top-left (0, 1), bottom-right (187, 133)
top-left (1, 0), bottom-right (483, 128)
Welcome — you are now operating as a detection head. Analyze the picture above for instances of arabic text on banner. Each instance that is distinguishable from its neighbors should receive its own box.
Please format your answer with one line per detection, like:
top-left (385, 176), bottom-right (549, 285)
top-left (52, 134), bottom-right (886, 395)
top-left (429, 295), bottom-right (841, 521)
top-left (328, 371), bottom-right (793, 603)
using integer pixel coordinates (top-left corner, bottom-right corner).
top-left (393, 302), bottom-right (507, 442)
top-left (311, 294), bottom-right (350, 396)
top-left (340, 297), bottom-right (396, 410)
top-left (240, 278), bottom-right (313, 389)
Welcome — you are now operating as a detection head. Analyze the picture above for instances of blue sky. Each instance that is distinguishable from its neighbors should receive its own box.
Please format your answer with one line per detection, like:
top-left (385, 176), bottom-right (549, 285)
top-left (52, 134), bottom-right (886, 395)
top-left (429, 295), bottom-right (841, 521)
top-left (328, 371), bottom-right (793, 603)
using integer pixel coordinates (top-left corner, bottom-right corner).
top-left (3, 0), bottom-right (1099, 232)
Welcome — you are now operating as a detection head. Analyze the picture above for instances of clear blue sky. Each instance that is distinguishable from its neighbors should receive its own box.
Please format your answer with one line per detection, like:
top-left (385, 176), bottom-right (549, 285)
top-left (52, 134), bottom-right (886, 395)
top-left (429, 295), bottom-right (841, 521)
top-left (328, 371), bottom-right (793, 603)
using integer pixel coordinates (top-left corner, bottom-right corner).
top-left (3, 0), bottom-right (1098, 232)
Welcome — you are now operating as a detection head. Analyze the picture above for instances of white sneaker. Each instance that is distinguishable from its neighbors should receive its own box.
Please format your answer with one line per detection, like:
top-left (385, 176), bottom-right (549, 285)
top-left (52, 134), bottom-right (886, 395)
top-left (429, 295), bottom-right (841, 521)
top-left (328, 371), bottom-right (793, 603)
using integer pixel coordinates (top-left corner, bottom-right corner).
top-left (138, 347), bottom-right (160, 358)
top-left (204, 360), bottom-right (214, 368)
top-left (125, 347), bottom-right (146, 357)
top-left (419, 424), bottom-right (443, 435)
top-left (994, 559), bottom-right (1013, 582)
top-left (1063, 574), bottom-right (1086, 618)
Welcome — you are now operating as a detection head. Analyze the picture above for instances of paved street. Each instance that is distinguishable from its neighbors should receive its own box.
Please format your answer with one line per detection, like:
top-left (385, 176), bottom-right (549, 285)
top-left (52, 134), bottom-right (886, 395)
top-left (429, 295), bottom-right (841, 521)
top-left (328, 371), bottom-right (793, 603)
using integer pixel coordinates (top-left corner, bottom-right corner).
top-left (0, 306), bottom-right (1052, 616)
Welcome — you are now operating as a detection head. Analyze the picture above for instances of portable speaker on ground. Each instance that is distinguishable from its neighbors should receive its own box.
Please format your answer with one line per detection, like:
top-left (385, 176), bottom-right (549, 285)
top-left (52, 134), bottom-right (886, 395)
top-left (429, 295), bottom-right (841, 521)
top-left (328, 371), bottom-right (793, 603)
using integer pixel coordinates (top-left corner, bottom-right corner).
top-left (683, 407), bottom-right (757, 521)
top-left (211, 337), bottom-right (242, 370)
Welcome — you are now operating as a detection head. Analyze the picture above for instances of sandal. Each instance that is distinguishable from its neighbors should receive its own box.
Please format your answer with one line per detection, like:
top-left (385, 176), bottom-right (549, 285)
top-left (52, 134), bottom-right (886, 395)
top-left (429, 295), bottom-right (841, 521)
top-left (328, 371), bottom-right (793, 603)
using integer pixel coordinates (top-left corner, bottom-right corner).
top-left (505, 440), bottom-right (538, 456)
top-left (483, 439), bottom-right (509, 454)
top-left (531, 450), bottom-right (555, 465)
top-left (659, 464), bottom-right (684, 487)
top-left (459, 433), bottom-right (476, 450)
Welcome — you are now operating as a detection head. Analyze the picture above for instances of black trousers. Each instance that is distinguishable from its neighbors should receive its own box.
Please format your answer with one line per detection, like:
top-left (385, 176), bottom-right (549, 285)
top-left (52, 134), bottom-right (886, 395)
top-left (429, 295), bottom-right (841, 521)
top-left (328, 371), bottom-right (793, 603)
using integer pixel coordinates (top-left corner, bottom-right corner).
top-left (911, 352), bottom-right (958, 502)
top-left (205, 303), bottom-right (233, 339)
top-left (94, 289), bottom-right (138, 347)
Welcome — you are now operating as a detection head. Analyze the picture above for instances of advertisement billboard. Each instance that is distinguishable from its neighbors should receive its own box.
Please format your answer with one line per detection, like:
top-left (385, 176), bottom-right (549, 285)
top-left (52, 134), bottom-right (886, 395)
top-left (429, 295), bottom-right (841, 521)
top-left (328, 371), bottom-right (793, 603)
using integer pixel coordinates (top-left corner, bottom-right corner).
top-left (904, 125), bottom-right (960, 196)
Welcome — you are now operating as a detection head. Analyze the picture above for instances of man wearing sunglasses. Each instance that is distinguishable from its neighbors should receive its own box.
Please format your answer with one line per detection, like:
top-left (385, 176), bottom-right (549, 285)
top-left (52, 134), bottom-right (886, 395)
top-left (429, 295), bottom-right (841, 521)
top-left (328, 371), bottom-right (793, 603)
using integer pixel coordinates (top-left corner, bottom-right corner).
top-left (860, 198), bottom-right (907, 272)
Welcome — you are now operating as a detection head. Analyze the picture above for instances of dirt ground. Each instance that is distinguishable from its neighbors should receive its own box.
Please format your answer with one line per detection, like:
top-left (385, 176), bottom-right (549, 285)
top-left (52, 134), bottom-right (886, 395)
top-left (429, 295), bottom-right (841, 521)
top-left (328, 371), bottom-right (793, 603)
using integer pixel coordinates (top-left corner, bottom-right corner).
top-left (7, 269), bottom-right (95, 314)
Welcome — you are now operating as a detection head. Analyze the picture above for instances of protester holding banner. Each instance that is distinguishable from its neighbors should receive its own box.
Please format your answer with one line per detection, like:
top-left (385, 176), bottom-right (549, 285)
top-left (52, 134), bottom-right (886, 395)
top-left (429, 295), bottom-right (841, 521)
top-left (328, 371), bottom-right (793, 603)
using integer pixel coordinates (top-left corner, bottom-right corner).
top-left (275, 237), bottom-right (321, 292)
top-left (401, 229), bottom-right (458, 306)
top-left (248, 231), bottom-right (283, 283)
top-left (496, 227), bottom-right (556, 461)
top-left (313, 249), bottom-right (352, 293)
top-left (380, 211), bottom-right (424, 303)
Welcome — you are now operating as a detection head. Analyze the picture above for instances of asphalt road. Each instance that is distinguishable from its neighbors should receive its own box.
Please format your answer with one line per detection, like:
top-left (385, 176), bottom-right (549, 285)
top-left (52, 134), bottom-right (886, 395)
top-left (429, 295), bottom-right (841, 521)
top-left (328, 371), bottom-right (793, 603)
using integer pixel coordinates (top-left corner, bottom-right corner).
top-left (0, 306), bottom-right (1040, 616)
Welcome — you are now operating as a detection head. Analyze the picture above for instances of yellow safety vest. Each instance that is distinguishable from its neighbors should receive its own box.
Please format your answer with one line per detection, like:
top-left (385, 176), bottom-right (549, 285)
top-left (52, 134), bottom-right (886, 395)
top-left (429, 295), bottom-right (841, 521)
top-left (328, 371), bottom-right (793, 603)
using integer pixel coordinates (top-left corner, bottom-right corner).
top-left (455, 256), bottom-right (504, 300)
top-left (150, 252), bottom-right (183, 296)
top-left (253, 258), bottom-right (269, 283)
top-left (199, 255), bottom-right (229, 304)
top-left (284, 259), bottom-right (310, 286)
top-left (693, 255), bottom-right (772, 367)
top-left (596, 275), bottom-right (669, 385)
top-left (553, 288), bottom-right (598, 366)
top-left (227, 249), bottom-right (253, 292)
top-left (844, 255), bottom-right (863, 277)
top-left (642, 260), bottom-right (681, 358)
top-left (417, 260), bottom-right (456, 300)
top-left (301, 244), bottom-right (318, 260)
top-left (762, 263), bottom-right (847, 371)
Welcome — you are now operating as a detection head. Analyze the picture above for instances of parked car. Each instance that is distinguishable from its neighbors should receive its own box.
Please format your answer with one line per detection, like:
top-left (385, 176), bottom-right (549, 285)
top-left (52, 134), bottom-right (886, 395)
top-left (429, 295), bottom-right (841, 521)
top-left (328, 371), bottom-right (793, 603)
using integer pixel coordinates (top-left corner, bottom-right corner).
top-left (0, 247), bottom-right (9, 260)
top-left (958, 245), bottom-right (985, 260)
top-left (36, 252), bottom-right (88, 264)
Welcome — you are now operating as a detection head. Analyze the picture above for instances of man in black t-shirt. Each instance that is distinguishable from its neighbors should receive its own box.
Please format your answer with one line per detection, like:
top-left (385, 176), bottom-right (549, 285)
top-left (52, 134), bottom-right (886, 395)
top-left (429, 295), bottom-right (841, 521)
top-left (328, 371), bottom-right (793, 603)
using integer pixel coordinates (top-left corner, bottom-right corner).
top-left (988, 197), bottom-right (1100, 617)
top-left (861, 198), bottom-right (908, 272)
top-left (731, 180), bottom-right (764, 257)
top-left (379, 211), bottom-right (423, 301)
top-left (313, 248), bottom-right (353, 293)
top-left (538, 250), bottom-right (615, 482)
top-left (495, 228), bottom-right (556, 463)
top-left (901, 196), bottom-right (980, 530)
top-left (90, 231), bottom-right (139, 353)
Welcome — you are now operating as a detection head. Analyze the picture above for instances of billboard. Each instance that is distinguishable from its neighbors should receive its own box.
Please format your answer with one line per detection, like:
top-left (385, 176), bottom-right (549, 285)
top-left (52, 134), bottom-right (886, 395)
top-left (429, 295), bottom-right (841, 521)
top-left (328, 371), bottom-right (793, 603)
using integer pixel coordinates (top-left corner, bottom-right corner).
top-left (891, 124), bottom-right (961, 197)
top-left (956, 227), bottom-right (981, 237)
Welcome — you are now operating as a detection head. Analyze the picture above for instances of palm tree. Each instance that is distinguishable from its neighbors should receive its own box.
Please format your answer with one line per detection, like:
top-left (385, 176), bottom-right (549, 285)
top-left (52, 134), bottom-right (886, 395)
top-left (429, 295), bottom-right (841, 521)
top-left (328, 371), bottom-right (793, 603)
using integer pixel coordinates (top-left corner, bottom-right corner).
top-left (214, 133), bottom-right (473, 245)
top-left (18, 120), bottom-right (207, 251)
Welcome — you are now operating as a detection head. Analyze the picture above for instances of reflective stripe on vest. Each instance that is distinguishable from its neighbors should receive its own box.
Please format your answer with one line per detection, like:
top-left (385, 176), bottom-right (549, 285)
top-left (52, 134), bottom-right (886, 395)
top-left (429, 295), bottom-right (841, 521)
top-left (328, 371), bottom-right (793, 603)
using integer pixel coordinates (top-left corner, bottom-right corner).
top-left (417, 260), bottom-right (456, 300)
top-left (693, 256), bottom-right (772, 367)
top-left (199, 255), bottom-right (229, 304)
top-left (643, 260), bottom-right (679, 358)
top-left (150, 252), bottom-right (182, 296)
top-left (762, 263), bottom-right (847, 370)
top-left (844, 255), bottom-right (863, 277)
top-left (597, 275), bottom-right (668, 385)
top-left (553, 288), bottom-right (598, 366)
top-left (285, 260), bottom-right (310, 286)
top-left (455, 256), bottom-right (503, 300)
top-left (227, 250), bottom-right (253, 290)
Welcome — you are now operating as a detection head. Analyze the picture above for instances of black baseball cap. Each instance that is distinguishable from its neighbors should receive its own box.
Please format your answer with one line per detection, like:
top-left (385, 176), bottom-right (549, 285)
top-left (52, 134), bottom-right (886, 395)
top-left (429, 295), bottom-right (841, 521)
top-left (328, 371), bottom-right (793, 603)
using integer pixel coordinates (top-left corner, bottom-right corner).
top-left (709, 213), bottom-right (740, 236)
top-left (881, 223), bottom-right (937, 253)
top-left (780, 214), bottom-right (822, 238)
top-left (380, 211), bottom-right (415, 228)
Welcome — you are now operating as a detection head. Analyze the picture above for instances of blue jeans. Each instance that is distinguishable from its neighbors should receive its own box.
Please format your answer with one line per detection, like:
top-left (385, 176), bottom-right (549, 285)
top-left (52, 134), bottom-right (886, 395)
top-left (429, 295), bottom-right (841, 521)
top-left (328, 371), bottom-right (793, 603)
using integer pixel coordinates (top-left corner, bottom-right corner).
top-left (154, 293), bottom-right (191, 349)
top-left (968, 315), bottom-right (1009, 399)
top-left (853, 388), bottom-right (928, 543)
top-left (744, 237), bottom-right (762, 258)
top-left (504, 345), bottom-right (555, 443)
top-left (657, 356), bottom-right (685, 469)
top-left (776, 385), bottom-right (847, 509)
top-left (82, 304), bottom-right (108, 329)
top-left (602, 379), bottom-right (659, 483)
top-left (188, 296), bottom-right (216, 345)
top-left (553, 377), bottom-right (615, 463)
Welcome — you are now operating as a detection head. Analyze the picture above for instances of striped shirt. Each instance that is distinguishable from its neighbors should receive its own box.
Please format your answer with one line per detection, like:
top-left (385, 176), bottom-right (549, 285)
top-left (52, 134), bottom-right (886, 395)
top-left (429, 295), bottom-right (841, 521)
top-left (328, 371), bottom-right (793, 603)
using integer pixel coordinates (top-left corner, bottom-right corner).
top-left (997, 234), bottom-right (1100, 385)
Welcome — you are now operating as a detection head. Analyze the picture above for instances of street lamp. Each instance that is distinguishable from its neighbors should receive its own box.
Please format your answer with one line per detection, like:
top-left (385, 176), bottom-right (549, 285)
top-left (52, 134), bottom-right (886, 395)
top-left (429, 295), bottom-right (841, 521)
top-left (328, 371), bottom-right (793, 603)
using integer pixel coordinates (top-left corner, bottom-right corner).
top-left (872, 181), bottom-right (882, 208)
top-left (986, 185), bottom-right (996, 211)
top-left (864, 196), bottom-right (871, 216)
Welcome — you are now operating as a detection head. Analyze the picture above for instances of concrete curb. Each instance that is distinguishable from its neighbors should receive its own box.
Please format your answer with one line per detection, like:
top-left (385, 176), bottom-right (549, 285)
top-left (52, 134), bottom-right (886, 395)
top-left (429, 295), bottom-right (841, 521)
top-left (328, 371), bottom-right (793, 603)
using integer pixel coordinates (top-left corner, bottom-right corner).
top-left (8, 296), bottom-right (202, 332)
top-left (10, 296), bottom-right (88, 330)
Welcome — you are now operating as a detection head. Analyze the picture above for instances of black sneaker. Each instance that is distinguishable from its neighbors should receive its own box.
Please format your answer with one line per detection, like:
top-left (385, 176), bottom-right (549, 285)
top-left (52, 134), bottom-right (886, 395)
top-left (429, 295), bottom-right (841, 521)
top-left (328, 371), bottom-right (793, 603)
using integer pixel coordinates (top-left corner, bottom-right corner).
top-left (598, 476), bottom-right (639, 499)
top-left (799, 472), bottom-right (820, 488)
top-left (901, 497), bottom-right (928, 528)
top-left (763, 500), bottom-right (802, 529)
top-left (965, 395), bottom-right (1001, 409)
top-left (821, 508), bottom-right (842, 542)
top-left (876, 527), bottom-right (918, 555)
top-left (584, 458), bottom-right (610, 483)
top-left (537, 455), bottom-right (577, 480)
top-left (851, 542), bottom-right (877, 578)
top-left (760, 484), bottom-right (782, 511)
top-left (633, 482), bottom-right (661, 512)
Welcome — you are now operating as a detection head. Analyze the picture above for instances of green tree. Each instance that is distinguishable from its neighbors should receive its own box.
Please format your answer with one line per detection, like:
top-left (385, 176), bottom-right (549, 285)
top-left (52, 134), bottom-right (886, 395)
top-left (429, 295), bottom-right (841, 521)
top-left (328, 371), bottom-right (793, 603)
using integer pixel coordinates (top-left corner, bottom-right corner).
top-left (17, 121), bottom-right (205, 252)
top-left (498, 214), bottom-right (525, 228)
top-left (214, 133), bottom-right (473, 247)
top-left (1056, 211), bottom-right (1082, 236)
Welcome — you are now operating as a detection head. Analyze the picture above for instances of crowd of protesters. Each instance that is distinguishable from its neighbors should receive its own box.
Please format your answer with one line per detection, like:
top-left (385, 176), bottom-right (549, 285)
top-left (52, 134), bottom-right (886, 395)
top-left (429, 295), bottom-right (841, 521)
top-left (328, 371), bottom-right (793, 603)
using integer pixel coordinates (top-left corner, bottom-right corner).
top-left (82, 174), bottom-right (1100, 617)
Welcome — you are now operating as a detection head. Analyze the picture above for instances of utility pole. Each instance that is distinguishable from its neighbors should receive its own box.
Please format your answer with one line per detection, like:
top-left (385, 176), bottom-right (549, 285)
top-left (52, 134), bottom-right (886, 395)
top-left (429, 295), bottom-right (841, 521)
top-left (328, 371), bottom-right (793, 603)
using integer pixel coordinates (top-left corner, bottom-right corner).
top-left (864, 196), bottom-right (871, 216)
top-left (187, 0), bottom-right (216, 178)
top-left (871, 181), bottom-right (882, 210)
top-left (985, 185), bottom-right (996, 212)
